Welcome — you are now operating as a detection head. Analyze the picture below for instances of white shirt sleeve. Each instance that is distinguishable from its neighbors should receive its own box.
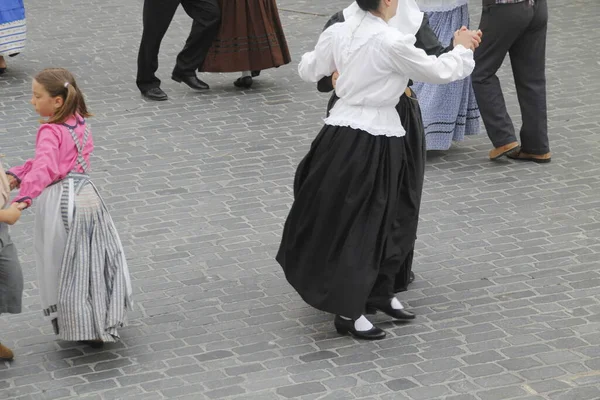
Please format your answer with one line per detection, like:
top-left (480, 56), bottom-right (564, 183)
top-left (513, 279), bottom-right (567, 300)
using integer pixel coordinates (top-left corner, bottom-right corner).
top-left (385, 33), bottom-right (475, 84)
top-left (298, 27), bottom-right (337, 83)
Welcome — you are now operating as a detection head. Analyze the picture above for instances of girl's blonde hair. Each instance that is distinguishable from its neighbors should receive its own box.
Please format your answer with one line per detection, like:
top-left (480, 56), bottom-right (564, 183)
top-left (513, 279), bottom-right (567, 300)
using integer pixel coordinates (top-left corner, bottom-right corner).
top-left (34, 68), bottom-right (92, 124)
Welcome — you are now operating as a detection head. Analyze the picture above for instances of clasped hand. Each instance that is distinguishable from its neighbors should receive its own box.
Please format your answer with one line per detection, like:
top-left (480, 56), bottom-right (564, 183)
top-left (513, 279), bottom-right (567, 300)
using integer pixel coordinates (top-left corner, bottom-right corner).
top-left (453, 26), bottom-right (483, 51)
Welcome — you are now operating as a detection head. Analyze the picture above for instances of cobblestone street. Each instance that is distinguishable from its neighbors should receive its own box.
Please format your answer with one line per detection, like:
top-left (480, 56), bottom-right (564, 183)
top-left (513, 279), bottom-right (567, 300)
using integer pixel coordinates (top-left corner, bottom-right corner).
top-left (1, 0), bottom-right (600, 399)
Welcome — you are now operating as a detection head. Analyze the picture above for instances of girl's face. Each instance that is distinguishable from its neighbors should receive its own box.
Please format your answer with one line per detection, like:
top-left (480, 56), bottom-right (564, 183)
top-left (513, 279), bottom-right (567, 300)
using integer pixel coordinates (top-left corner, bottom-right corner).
top-left (31, 79), bottom-right (63, 117)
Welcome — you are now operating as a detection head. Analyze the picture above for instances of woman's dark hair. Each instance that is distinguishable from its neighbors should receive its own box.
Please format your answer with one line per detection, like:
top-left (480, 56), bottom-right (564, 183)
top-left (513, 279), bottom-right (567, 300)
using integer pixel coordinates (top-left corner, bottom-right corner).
top-left (356, 0), bottom-right (381, 11)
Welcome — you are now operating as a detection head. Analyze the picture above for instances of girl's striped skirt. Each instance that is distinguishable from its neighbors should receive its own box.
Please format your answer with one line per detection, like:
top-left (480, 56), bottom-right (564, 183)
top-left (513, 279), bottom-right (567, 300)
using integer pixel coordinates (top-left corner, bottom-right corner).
top-left (35, 173), bottom-right (132, 342)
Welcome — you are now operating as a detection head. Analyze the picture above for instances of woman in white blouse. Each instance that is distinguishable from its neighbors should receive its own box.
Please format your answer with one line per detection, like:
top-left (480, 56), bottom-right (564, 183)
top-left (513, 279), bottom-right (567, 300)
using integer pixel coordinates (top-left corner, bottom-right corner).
top-left (276, 0), bottom-right (475, 340)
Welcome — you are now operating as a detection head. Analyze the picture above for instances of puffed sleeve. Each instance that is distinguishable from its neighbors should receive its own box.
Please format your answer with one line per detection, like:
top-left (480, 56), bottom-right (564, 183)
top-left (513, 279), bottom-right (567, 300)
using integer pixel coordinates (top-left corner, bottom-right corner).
top-left (12, 124), bottom-right (63, 206)
top-left (7, 159), bottom-right (34, 183)
top-left (317, 11), bottom-right (346, 93)
top-left (385, 32), bottom-right (474, 84)
top-left (298, 26), bottom-right (337, 83)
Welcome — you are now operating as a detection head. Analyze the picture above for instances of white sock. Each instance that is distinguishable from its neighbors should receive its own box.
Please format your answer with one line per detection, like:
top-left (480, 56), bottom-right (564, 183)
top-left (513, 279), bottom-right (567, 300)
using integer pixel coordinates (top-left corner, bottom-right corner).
top-left (340, 315), bottom-right (374, 331)
top-left (241, 70), bottom-right (251, 78)
top-left (354, 315), bottom-right (374, 331)
top-left (391, 297), bottom-right (404, 310)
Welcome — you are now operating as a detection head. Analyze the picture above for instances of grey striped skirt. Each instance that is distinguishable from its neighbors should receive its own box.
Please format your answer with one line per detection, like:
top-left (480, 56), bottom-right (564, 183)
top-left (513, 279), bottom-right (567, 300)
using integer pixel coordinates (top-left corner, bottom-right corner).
top-left (35, 173), bottom-right (132, 342)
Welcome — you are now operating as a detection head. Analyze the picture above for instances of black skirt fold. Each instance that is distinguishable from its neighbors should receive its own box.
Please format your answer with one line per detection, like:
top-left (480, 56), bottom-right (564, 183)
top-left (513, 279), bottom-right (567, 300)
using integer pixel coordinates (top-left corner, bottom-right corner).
top-left (393, 92), bottom-right (426, 293)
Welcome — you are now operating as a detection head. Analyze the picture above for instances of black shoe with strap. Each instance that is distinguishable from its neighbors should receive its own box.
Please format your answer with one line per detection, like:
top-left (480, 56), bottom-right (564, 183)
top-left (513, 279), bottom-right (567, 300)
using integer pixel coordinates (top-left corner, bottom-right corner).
top-left (333, 315), bottom-right (386, 340)
top-left (366, 299), bottom-right (416, 320)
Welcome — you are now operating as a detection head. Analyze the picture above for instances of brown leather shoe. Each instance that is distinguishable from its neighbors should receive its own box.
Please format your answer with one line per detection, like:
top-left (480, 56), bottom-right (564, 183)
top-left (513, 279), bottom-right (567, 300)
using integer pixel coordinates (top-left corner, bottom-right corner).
top-left (507, 150), bottom-right (551, 163)
top-left (0, 343), bottom-right (14, 361)
top-left (489, 141), bottom-right (520, 160)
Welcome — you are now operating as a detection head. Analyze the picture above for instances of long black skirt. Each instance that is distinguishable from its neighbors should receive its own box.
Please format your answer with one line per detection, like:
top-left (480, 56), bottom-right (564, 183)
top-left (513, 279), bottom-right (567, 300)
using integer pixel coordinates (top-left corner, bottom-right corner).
top-left (324, 91), bottom-right (426, 294)
top-left (276, 124), bottom-right (415, 319)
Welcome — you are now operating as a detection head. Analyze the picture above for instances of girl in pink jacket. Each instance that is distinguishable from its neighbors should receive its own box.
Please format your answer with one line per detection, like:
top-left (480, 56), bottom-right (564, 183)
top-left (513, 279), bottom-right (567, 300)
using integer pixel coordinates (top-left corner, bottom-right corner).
top-left (8, 68), bottom-right (132, 348)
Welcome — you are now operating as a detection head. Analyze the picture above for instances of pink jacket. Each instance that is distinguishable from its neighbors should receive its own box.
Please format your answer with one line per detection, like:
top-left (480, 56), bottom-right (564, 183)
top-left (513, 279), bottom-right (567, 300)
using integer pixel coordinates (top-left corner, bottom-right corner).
top-left (8, 115), bottom-right (93, 206)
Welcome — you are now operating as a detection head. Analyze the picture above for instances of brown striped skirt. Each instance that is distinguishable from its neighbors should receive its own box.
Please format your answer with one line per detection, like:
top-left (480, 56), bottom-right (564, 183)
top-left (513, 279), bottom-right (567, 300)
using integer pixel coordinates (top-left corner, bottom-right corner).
top-left (200, 0), bottom-right (291, 72)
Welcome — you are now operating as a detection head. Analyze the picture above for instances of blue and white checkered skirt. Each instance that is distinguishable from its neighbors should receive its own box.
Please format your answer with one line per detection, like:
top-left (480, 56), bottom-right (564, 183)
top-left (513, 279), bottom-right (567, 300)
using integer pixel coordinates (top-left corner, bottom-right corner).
top-left (411, 4), bottom-right (480, 151)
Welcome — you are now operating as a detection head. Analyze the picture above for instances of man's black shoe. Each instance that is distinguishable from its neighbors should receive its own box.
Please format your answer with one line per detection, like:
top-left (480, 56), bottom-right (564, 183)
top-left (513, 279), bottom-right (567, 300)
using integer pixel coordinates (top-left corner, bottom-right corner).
top-left (172, 73), bottom-right (209, 90)
top-left (141, 87), bottom-right (168, 101)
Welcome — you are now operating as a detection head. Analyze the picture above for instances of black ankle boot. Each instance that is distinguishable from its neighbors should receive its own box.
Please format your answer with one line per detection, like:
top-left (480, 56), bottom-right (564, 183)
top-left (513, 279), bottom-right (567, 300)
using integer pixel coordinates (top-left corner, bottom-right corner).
top-left (334, 315), bottom-right (386, 340)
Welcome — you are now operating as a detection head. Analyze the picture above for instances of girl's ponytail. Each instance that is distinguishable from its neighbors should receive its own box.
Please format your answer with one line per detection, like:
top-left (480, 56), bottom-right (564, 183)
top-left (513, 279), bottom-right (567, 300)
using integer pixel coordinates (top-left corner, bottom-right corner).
top-left (34, 68), bottom-right (92, 124)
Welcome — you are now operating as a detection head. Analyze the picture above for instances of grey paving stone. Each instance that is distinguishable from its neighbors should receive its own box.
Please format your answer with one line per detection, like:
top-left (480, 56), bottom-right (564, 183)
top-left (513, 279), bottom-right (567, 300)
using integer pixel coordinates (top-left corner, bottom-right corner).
top-left (461, 363), bottom-right (505, 378)
top-left (350, 383), bottom-right (390, 397)
top-left (461, 350), bottom-right (505, 365)
top-left (1, 1), bottom-right (600, 400)
top-left (322, 376), bottom-right (358, 390)
top-left (385, 378), bottom-right (418, 391)
top-left (526, 379), bottom-right (572, 394)
top-left (72, 380), bottom-right (118, 395)
top-left (205, 385), bottom-right (246, 399)
top-left (299, 351), bottom-right (338, 363)
top-left (476, 386), bottom-right (528, 400)
top-left (404, 384), bottom-right (453, 400)
top-left (276, 382), bottom-right (328, 398)
top-left (549, 387), bottom-right (600, 400)
top-left (518, 366), bottom-right (567, 381)
top-left (472, 372), bottom-right (523, 389)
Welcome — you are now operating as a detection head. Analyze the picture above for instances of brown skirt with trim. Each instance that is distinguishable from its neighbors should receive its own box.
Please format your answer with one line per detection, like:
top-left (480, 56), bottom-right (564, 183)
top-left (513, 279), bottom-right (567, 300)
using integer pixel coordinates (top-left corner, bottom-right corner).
top-left (200, 0), bottom-right (291, 72)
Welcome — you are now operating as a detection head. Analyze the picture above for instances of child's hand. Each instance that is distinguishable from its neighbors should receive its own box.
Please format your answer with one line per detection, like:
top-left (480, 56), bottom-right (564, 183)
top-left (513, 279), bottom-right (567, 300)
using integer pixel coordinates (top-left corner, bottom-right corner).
top-left (15, 202), bottom-right (27, 211)
top-left (332, 71), bottom-right (340, 89)
top-left (4, 203), bottom-right (22, 225)
top-left (7, 174), bottom-right (18, 190)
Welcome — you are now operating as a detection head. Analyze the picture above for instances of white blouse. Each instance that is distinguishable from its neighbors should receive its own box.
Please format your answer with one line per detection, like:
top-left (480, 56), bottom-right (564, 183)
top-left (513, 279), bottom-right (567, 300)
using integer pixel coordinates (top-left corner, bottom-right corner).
top-left (298, 11), bottom-right (475, 137)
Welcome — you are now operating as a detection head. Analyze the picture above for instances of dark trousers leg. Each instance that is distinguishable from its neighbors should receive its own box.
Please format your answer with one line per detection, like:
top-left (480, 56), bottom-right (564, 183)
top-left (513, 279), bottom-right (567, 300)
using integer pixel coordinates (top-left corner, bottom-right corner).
top-left (509, 0), bottom-right (549, 155)
top-left (472, 3), bottom-right (532, 148)
top-left (173, 0), bottom-right (221, 77)
top-left (136, 0), bottom-right (181, 92)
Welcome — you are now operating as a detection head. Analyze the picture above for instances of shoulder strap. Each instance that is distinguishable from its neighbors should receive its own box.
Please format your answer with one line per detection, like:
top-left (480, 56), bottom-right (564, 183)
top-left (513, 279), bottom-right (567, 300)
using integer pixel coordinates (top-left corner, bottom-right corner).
top-left (65, 123), bottom-right (90, 173)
